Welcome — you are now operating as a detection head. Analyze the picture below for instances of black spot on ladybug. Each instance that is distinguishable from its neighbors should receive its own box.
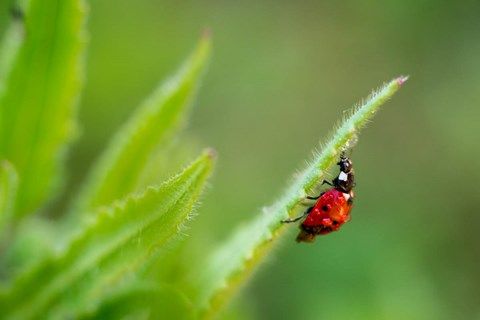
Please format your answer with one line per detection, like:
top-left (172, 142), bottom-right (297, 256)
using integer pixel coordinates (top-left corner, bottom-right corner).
top-left (283, 154), bottom-right (356, 243)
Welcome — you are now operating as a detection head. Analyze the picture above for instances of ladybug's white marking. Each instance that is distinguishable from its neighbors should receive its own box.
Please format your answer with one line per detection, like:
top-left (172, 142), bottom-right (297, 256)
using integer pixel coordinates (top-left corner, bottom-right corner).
top-left (338, 171), bottom-right (348, 181)
top-left (343, 193), bottom-right (350, 201)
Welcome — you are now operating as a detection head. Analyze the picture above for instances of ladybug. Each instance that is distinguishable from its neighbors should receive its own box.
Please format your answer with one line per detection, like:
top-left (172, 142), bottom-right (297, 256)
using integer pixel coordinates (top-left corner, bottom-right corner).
top-left (282, 154), bottom-right (355, 242)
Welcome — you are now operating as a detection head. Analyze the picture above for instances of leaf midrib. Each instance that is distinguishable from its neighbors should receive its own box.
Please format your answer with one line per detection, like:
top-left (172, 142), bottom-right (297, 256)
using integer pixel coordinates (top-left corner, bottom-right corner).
top-left (7, 173), bottom-right (198, 319)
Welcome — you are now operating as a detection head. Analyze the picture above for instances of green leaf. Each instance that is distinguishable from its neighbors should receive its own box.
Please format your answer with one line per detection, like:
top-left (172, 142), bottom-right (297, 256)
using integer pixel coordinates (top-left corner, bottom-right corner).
top-left (187, 77), bottom-right (408, 319)
top-left (136, 135), bottom-right (204, 192)
top-left (0, 0), bottom-right (87, 218)
top-left (72, 33), bottom-right (212, 217)
top-left (0, 10), bottom-right (25, 99)
top-left (0, 161), bottom-right (18, 245)
top-left (0, 217), bottom-right (55, 282)
top-left (0, 150), bottom-right (216, 319)
top-left (79, 282), bottom-right (194, 320)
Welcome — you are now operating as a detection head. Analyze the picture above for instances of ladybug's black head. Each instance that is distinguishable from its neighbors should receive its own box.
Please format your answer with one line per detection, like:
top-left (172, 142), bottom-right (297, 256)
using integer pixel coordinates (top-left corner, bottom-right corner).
top-left (337, 156), bottom-right (353, 173)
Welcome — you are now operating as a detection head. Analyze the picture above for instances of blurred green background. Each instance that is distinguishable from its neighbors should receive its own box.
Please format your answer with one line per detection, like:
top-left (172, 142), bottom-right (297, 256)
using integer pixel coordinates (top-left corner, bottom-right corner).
top-left (3, 0), bottom-right (480, 319)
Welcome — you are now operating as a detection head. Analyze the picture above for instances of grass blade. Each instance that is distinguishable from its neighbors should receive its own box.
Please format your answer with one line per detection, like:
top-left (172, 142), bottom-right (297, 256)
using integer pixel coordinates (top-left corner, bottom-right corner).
top-left (0, 217), bottom-right (56, 283)
top-left (188, 77), bottom-right (408, 319)
top-left (72, 33), bottom-right (212, 216)
top-left (0, 161), bottom-right (18, 246)
top-left (79, 282), bottom-right (194, 320)
top-left (0, 9), bottom-right (25, 99)
top-left (0, 150), bottom-right (215, 319)
top-left (0, 0), bottom-right (87, 218)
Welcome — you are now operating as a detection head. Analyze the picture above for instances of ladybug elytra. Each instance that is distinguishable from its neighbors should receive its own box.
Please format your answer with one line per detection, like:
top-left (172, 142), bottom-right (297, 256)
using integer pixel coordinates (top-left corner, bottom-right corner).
top-left (282, 154), bottom-right (355, 243)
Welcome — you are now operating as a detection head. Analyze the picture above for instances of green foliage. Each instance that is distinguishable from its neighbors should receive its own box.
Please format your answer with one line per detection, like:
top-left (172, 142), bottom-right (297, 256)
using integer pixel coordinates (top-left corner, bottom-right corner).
top-left (186, 77), bottom-right (407, 319)
top-left (0, 216), bottom-right (56, 279)
top-left (72, 32), bottom-right (211, 217)
top-left (0, 10), bottom-right (23, 98)
top-left (0, 1), bottom-right (216, 318)
top-left (79, 282), bottom-right (194, 320)
top-left (0, 161), bottom-right (18, 243)
top-left (0, 151), bottom-right (215, 319)
top-left (0, 0), bottom-right (408, 319)
top-left (0, 0), bottom-right (87, 218)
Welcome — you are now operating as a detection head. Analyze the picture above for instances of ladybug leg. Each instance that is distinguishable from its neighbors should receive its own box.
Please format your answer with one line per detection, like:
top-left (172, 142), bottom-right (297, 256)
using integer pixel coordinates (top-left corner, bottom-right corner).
top-left (305, 191), bottom-right (325, 200)
top-left (281, 206), bottom-right (313, 223)
top-left (322, 179), bottom-right (333, 186)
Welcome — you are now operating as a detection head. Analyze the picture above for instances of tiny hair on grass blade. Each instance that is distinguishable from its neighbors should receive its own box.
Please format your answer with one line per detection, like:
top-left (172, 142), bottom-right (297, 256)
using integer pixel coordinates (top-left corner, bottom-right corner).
top-left (186, 76), bottom-right (408, 319)
top-left (0, 149), bottom-right (216, 319)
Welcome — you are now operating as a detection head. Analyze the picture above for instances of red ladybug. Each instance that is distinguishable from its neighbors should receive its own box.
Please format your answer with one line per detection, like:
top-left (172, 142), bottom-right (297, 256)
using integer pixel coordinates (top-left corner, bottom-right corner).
top-left (282, 155), bottom-right (355, 242)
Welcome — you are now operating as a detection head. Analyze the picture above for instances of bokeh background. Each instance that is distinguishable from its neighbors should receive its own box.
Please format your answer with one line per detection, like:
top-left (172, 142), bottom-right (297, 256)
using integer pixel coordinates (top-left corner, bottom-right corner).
top-left (2, 1), bottom-right (479, 319)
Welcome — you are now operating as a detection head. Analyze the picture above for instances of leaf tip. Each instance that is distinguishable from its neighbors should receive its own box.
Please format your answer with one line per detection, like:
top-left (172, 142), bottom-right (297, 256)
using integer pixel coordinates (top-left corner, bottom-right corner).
top-left (201, 27), bottom-right (212, 40)
top-left (396, 75), bottom-right (409, 86)
top-left (204, 147), bottom-right (217, 161)
top-left (197, 28), bottom-right (212, 55)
